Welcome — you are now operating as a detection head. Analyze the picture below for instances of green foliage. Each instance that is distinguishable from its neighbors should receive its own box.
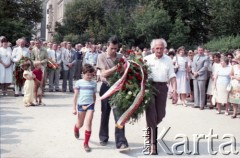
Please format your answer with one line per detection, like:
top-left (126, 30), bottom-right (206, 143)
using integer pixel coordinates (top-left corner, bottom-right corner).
top-left (208, 0), bottom-right (240, 37)
top-left (65, 0), bottom-right (105, 33)
top-left (0, 0), bottom-right (43, 43)
top-left (63, 34), bottom-right (80, 45)
top-left (169, 17), bottom-right (190, 48)
top-left (133, 5), bottom-right (172, 47)
top-left (204, 36), bottom-right (240, 53)
top-left (54, 0), bottom-right (240, 48)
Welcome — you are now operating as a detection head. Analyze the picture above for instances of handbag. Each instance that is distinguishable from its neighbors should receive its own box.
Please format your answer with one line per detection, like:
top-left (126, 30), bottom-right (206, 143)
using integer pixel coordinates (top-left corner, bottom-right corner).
top-left (174, 55), bottom-right (179, 73)
top-left (211, 88), bottom-right (217, 105)
top-left (226, 81), bottom-right (232, 92)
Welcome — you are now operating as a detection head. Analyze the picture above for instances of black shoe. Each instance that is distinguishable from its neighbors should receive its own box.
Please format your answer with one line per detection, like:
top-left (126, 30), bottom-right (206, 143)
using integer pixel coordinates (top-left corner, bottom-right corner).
top-left (192, 106), bottom-right (200, 108)
top-left (209, 106), bottom-right (214, 109)
top-left (69, 90), bottom-right (74, 93)
top-left (49, 90), bottom-right (53, 92)
top-left (14, 94), bottom-right (19, 97)
top-left (100, 141), bottom-right (107, 146)
top-left (62, 90), bottom-right (66, 92)
top-left (30, 103), bottom-right (36, 106)
top-left (55, 89), bottom-right (61, 92)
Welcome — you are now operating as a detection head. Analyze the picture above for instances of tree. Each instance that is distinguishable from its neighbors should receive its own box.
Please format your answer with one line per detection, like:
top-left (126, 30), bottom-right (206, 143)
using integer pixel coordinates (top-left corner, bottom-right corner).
top-left (208, 0), bottom-right (240, 38)
top-left (0, 0), bottom-right (43, 43)
top-left (132, 4), bottom-right (172, 48)
top-left (158, 0), bottom-right (211, 45)
top-left (169, 17), bottom-right (190, 48)
top-left (62, 0), bottom-right (105, 40)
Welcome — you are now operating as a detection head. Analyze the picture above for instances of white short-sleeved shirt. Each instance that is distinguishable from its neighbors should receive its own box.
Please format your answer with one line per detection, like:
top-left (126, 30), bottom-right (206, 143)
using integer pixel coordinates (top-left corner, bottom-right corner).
top-left (144, 54), bottom-right (176, 82)
top-left (173, 55), bottom-right (188, 71)
top-left (74, 79), bottom-right (97, 105)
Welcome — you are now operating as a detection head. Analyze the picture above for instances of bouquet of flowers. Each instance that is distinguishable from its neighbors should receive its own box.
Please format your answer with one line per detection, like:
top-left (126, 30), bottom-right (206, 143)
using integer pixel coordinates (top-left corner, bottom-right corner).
top-left (100, 50), bottom-right (156, 128)
top-left (13, 57), bottom-right (31, 87)
top-left (47, 58), bottom-right (59, 69)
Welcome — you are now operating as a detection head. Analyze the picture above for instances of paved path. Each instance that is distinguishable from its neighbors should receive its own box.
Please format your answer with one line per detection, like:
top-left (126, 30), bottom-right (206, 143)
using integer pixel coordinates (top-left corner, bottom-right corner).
top-left (1, 82), bottom-right (240, 158)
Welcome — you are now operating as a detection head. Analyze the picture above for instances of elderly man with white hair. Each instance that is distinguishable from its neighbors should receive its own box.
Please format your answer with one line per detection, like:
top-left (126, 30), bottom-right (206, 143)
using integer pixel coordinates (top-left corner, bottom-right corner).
top-left (11, 38), bottom-right (31, 97)
top-left (144, 38), bottom-right (177, 155)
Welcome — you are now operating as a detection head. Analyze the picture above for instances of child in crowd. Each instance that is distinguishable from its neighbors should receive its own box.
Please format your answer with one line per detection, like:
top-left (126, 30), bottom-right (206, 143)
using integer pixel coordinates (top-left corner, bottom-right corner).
top-left (33, 63), bottom-right (44, 106)
top-left (72, 64), bottom-right (97, 152)
top-left (22, 61), bottom-right (35, 107)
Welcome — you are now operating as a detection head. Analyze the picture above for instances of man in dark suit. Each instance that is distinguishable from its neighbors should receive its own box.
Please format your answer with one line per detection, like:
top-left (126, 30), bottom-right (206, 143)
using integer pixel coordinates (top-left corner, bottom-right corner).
top-left (192, 46), bottom-right (210, 110)
top-left (74, 44), bottom-right (83, 80)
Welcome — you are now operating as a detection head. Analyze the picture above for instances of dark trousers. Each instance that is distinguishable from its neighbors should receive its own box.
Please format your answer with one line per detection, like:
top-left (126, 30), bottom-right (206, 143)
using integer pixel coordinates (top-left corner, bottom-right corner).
top-left (99, 83), bottom-right (128, 148)
top-left (146, 82), bottom-right (168, 144)
top-left (62, 67), bottom-right (75, 91)
top-left (74, 60), bottom-right (82, 80)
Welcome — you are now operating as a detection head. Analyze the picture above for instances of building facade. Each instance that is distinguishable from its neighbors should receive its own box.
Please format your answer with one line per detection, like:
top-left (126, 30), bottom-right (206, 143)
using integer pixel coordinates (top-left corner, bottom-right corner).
top-left (35, 0), bottom-right (47, 41)
top-left (45, 0), bottom-right (73, 42)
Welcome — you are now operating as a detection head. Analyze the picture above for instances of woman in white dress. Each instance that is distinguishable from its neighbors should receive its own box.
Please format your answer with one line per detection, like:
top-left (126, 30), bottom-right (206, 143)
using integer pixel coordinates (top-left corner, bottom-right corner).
top-left (21, 62), bottom-right (35, 107)
top-left (174, 46), bottom-right (190, 106)
top-left (0, 37), bottom-right (13, 95)
top-left (214, 57), bottom-right (232, 115)
top-left (206, 53), bottom-right (221, 108)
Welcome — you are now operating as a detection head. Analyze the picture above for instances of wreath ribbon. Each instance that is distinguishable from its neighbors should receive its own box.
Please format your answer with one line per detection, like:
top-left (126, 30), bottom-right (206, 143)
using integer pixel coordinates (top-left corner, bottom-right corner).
top-left (100, 60), bottom-right (145, 129)
top-left (99, 61), bottom-right (130, 100)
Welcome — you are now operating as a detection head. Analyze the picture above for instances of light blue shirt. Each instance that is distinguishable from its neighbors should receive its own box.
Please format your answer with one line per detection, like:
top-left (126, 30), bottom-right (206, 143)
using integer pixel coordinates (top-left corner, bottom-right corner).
top-left (85, 51), bottom-right (98, 65)
top-left (216, 66), bottom-right (231, 84)
top-left (74, 79), bottom-right (97, 105)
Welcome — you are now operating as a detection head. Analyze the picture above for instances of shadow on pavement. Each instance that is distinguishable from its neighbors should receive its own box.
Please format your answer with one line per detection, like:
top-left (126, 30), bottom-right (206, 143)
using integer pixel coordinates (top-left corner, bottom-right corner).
top-left (0, 107), bottom-right (34, 154)
top-left (35, 104), bottom-right (71, 108)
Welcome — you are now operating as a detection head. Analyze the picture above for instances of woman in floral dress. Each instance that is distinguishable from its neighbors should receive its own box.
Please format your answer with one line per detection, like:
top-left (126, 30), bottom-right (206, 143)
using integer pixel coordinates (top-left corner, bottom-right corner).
top-left (229, 57), bottom-right (240, 118)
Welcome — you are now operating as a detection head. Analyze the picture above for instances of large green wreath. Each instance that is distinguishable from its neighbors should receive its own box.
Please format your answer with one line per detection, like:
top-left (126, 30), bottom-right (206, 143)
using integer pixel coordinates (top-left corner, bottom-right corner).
top-left (108, 51), bottom-right (157, 123)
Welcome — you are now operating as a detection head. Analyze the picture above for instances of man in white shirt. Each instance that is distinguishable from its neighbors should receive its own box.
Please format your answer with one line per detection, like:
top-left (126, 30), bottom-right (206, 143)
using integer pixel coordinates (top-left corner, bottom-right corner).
top-left (47, 42), bottom-right (53, 57)
top-left (48, 43), bottom-right (62, 92)
top-left (85, 45), bottom-right (98, 66)
top-left (144, 38), bottom-right (177, 155)
top-left (11, 38), bottom-right (31, 97)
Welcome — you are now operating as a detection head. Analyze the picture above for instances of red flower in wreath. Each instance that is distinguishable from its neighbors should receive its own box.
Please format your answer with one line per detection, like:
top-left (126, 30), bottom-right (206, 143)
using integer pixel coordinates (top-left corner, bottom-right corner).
top-left (117, 65), bottom-right (122, 72)
top-left (127, 50), bottom-right (133, 55)
top-left (138, 58), bottom-right (144, 63)
top-left (128, 75), bottom-right (133, 80)
top-left (137, 76), bottom-right (142, 81)
top-left (119, 58), bottom-right (125, 63)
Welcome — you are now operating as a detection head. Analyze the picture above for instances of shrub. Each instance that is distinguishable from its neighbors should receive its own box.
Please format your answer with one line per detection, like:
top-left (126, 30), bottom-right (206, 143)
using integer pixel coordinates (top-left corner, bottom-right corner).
top-left (204, 35), bottom-right (240, 53)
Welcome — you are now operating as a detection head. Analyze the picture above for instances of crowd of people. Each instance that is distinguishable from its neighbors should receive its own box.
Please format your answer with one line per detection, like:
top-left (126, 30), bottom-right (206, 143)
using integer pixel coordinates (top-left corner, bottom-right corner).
top-left (0, 37), bottom-right (240, 115)
top-left (169, 46), bottom-right (240, 119)
top-left (0, 35), bottom-right (240, 154)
